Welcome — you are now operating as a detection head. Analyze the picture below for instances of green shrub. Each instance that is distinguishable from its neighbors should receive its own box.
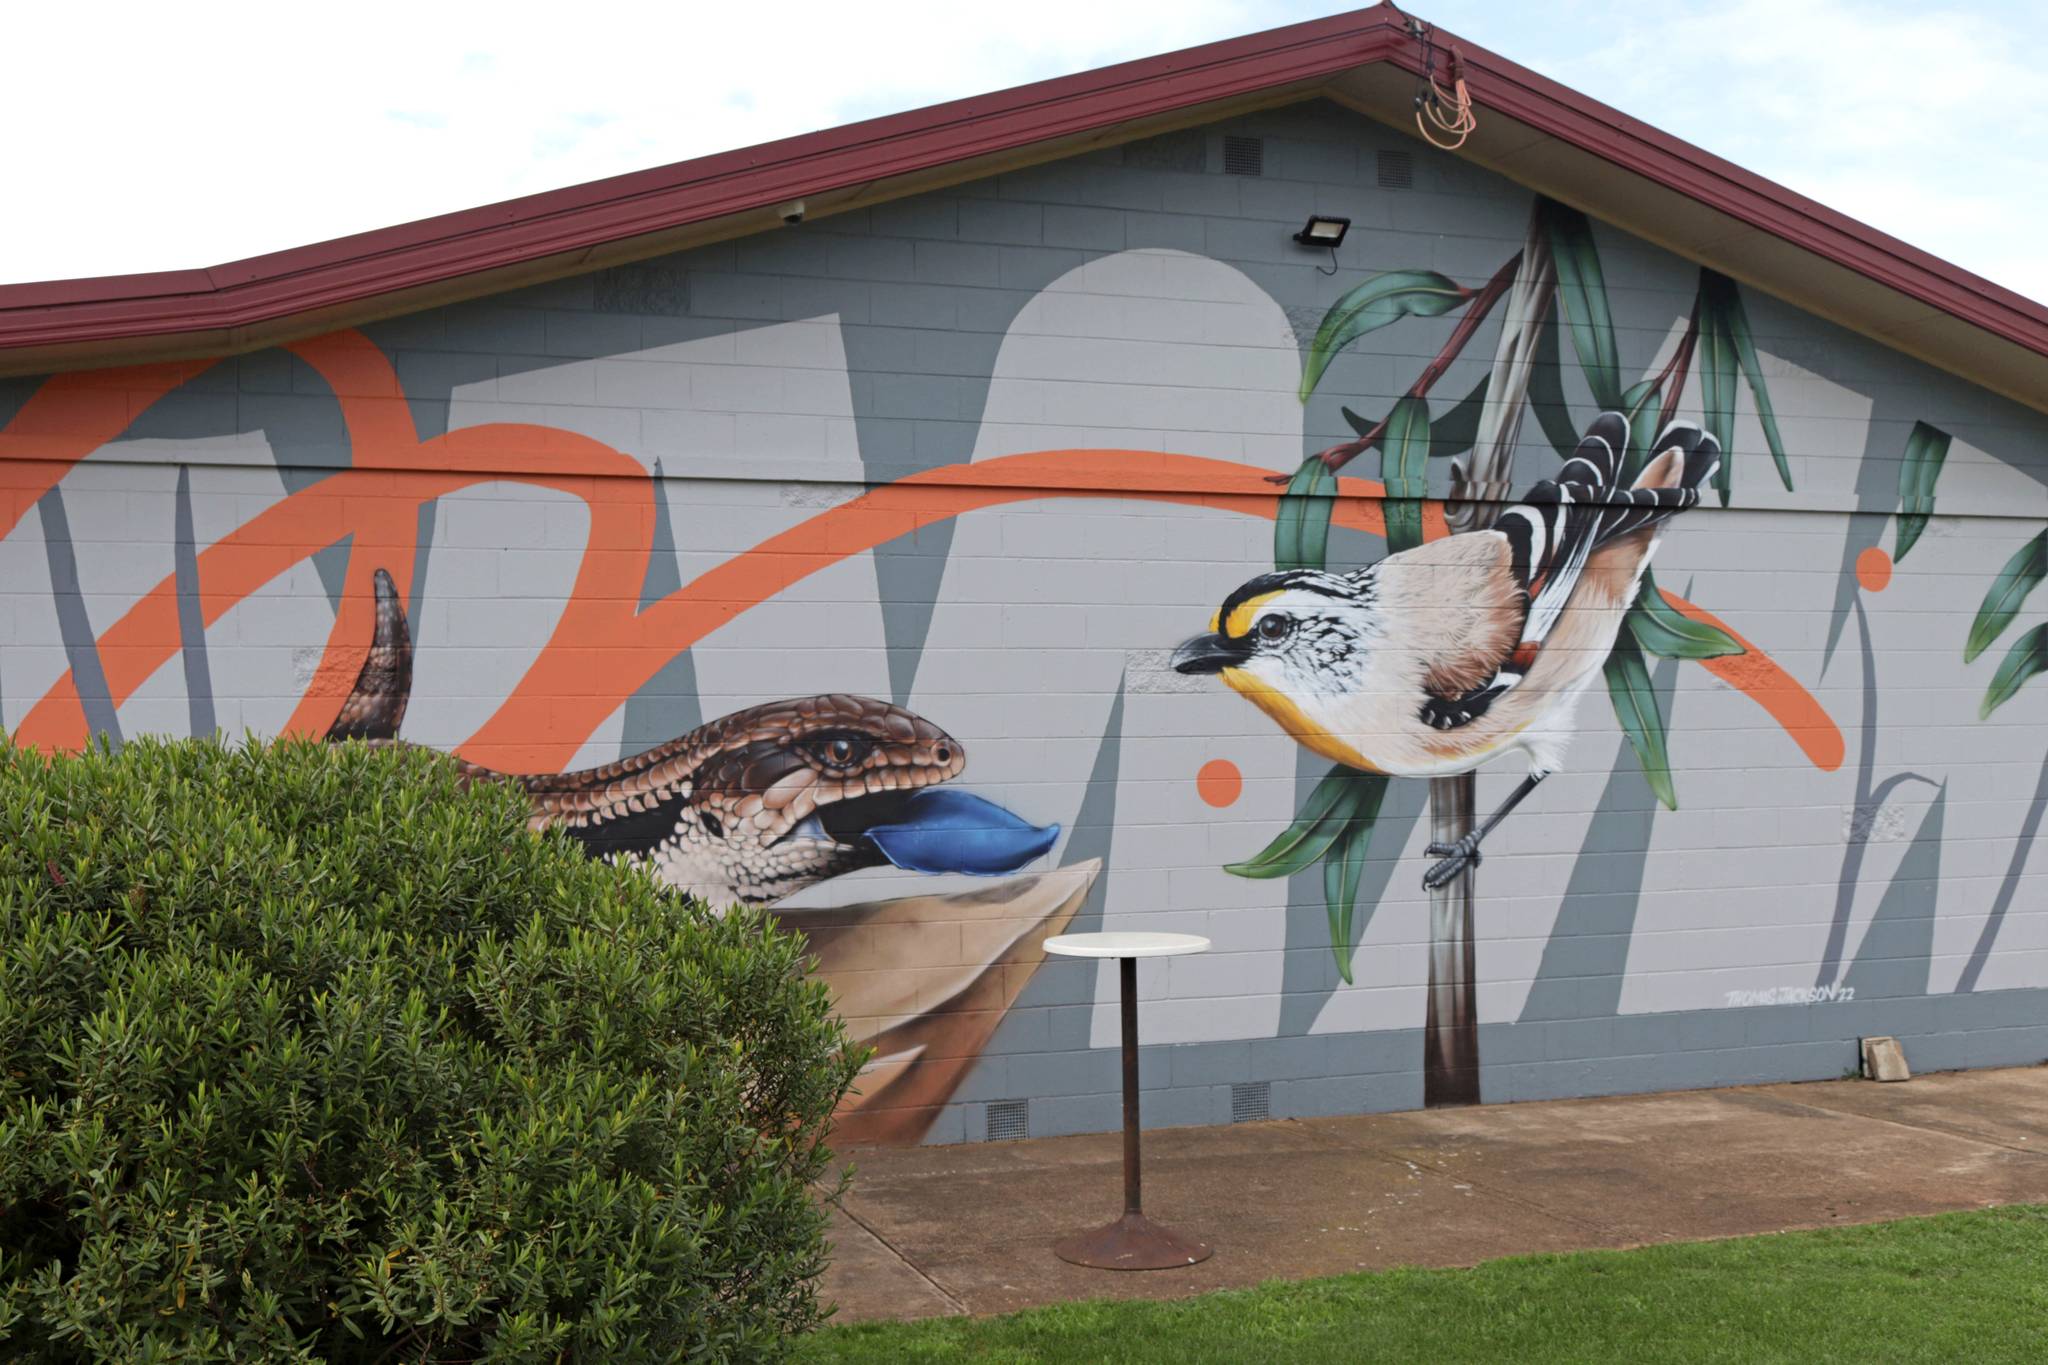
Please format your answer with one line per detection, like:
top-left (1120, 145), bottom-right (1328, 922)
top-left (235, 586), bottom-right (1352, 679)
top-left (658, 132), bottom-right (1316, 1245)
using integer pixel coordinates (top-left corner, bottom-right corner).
top-left (0, 735), bottom-right (863, 1363)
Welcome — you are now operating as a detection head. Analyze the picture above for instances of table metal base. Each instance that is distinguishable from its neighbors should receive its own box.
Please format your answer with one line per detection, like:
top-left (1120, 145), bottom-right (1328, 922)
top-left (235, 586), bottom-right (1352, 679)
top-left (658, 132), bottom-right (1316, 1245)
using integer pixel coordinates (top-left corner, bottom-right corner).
top-left (1052, 954), bottom-right (1213, 1270)
top-left (1054, 1211), bottom-right (1212, 1270)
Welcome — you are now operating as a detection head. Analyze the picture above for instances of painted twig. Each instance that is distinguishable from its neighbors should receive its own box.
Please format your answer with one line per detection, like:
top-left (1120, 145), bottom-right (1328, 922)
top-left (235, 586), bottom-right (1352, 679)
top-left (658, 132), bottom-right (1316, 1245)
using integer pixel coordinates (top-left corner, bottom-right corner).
top-left (1280, 250), bottom-right (1523, 481)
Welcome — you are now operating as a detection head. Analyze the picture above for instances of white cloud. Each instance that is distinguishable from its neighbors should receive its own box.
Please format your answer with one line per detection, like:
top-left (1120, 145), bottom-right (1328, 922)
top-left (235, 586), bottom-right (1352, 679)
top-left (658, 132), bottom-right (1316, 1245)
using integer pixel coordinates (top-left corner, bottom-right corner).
top-left (1504, 0), bottom-right (2048, 304)
top-left (0, 0), bottom-right (1330, 283)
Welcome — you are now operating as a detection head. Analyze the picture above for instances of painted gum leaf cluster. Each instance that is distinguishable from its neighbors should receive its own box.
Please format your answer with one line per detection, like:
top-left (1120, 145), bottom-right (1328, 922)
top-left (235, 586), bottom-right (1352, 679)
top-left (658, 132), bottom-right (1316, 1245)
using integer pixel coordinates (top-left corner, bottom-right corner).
top-left (1238, 196), bottom-right (1800, 980)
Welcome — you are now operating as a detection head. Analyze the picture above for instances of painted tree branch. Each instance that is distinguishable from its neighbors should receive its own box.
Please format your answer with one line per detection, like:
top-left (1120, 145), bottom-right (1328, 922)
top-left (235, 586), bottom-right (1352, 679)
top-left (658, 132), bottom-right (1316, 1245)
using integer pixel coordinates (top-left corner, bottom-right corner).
top-left (1426, 204), bottom-right (1556, 1107)
top-left (1289, 250), bottom-right (1524, 481)
top-left (1450, 230), bottom-right (1558, 531)
top-left (1652, 298), bottom-right (1702, 417)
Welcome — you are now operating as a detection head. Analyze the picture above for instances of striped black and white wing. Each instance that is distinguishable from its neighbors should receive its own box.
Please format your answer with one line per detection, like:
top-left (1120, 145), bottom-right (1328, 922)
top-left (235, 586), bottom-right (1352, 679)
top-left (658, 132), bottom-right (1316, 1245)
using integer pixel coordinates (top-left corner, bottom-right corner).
top-left (1419, 414), bottom-right (1720, 733)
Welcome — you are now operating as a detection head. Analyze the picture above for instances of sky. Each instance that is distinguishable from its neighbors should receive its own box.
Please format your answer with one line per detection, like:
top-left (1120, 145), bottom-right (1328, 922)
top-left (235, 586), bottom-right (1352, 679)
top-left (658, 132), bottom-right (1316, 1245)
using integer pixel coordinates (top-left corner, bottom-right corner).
top-left (4, 0), bottom-right (2042, 304)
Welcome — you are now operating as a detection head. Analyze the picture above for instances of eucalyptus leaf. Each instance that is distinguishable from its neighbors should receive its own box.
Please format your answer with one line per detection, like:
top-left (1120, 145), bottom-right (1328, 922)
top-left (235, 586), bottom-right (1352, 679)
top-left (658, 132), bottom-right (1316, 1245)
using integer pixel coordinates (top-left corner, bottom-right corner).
top-left (1982, 622), bottom-right (2048, 720)
top-left (1527, 307), bottom-right (1584, 460)
top-left (1274, 458), bottom-right (1337, 572)
top-left (1620, 377), bottom-right (1663, 486)
top-left (1428, 377), bottom-right (1490, 458)
top-left (1629, 568), bottom-right (1744, 660)
top-left (1224, 765), bottom-right (1377, 879)
top-left (1320, 774), bottom-right (1388, 986)
top-left (1604, 631), bottom-right (1678, 810)
top-left (1340, 376), bottom-right (1489, 459)
top-left (1894, 421), bottom-right (1953, 562)
top-left (1299, 270), bottom-right (1469, 401)
top-left (1544, 200), bottom-right (1622, 409)
top-left (1381, 396), bottom-right (1431, 555)
top-left (1967, 530), bottom-right (2048, 663)
top-left (1698, 280), bottom-right (1739, 508)
top-left (1708, 272), bottom-right (1794, 491)
top-left (1324, 825), bottom-right (1363, 985)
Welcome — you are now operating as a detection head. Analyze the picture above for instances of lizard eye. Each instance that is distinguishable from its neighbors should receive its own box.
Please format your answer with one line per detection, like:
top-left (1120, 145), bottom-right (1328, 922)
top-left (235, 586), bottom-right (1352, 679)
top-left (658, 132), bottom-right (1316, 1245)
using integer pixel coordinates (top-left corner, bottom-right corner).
top-left (1256, 614), bottom-right (1294, 644)
top-left (805, 733), bottom-right (873, 772)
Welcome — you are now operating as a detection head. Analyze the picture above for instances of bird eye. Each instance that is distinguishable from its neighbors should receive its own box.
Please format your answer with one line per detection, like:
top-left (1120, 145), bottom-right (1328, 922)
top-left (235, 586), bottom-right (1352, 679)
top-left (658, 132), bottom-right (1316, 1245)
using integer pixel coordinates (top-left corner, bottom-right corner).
top-left (1256, 614), bottom-right (1293, 644)
top-left (805, 733), bottom-right (873, 772)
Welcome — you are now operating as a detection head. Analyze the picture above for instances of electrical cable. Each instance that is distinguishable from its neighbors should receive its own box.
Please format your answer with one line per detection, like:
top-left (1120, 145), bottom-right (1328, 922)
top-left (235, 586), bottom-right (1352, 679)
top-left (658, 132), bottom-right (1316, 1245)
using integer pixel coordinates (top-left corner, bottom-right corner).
top-left (1409, 17), bottom-right (1478, 151)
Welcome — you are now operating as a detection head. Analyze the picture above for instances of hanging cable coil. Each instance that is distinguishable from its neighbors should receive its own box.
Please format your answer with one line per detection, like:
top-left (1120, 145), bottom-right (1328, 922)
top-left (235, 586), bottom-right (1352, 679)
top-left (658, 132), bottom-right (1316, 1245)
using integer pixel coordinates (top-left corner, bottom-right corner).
top-left (1410, 18), bottom-right (1477, 151)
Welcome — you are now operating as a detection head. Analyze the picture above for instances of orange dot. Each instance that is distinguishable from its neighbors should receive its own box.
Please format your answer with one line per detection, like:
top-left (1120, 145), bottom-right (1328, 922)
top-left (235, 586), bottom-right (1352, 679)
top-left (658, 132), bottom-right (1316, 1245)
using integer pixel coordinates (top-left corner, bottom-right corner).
top-left (1197, 759), bottom-right (1243, 808)
top-left (1856, 546), bottom-right (1893, 592)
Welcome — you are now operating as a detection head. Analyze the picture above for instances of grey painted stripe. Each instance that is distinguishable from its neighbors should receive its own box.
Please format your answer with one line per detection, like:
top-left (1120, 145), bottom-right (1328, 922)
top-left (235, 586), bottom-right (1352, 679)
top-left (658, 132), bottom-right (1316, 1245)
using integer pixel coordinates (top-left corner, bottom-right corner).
top-left (1843, 786), bottom-right (1945, 1001)
top-left (1518, 655), bottom-right (1676, 1023)
top-left (1280, 754), bottom-right (1423, 1037)
top-left (311, 538), bottom-right (352, 612)
top-left (172, 466), bottom-right (217, 737)
top-left (622, 463), bottom-right (702, 754)
top-left (1817, 596), bottom-right (1936, 987)
top-left (1821, 395), bottom-right (1917, 676)
top-left (1059, 673), bottom-right (1125, 898)
top-left (1958, 753), bottom-right (2048, 993)
top-left (877, 529), bottom-right (953, 708)
top-left (408, 499), bottom-right (437, 627)
top-left (981, 671), bottom-right (1126, 1038)
top-left (37, 487), bottom-right (122, 747)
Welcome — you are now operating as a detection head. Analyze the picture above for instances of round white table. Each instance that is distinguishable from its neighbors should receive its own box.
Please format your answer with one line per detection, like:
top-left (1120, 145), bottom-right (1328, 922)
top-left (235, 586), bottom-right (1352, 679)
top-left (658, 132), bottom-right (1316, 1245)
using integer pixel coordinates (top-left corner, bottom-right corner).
top-left (1043, 930), bottom-right (1213, 1270)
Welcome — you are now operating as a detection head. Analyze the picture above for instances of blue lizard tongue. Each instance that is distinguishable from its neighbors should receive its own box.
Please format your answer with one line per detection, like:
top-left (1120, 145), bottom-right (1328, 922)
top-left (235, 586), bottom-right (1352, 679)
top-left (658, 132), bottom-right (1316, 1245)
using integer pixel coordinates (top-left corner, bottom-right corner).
top-left (861, 788), bottom-right (1060, 876)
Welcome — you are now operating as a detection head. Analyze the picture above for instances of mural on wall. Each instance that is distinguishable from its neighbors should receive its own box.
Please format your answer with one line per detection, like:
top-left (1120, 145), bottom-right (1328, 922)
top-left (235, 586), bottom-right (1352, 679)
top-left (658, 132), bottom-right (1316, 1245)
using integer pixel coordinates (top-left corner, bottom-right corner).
top-left (328, 567), bottom-right (1058, 905)
top-left (6, 112), bottom-right (2046, 1143)
top-left (1173, 409), bottom-right (1721, 889)
top-left (317, 565), bottom-right (1082, 1143)
top-left (0, 303), bottom-right (1838, 1138)
top-left (1175, 197), bottom-right (1826, 1102)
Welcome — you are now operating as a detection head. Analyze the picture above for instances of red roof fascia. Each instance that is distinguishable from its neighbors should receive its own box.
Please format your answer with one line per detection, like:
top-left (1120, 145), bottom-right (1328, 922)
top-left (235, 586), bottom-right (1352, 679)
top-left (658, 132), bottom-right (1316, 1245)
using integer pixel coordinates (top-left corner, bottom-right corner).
top-left (2, 2), bottom-right (2044, 367)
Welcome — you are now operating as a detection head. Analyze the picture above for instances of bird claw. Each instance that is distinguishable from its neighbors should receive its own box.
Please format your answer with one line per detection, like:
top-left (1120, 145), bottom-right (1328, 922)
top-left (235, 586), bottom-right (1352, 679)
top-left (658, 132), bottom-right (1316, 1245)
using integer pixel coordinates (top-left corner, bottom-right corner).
top-left (1422, 834), bottom-right (1483, 890)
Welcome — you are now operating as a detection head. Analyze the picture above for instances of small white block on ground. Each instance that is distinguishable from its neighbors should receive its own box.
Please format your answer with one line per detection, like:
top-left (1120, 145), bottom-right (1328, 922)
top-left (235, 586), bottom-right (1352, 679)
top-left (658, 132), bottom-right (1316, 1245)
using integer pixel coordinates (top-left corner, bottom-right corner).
top-left (1861, 1036), bottom-right (1911, 1083)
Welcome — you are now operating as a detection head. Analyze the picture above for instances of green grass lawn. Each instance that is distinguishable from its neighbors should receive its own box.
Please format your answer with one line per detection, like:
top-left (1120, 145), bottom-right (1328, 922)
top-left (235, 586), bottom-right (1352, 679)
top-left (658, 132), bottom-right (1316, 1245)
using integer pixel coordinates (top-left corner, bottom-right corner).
top-left (799, 1205), bottom-right (2048, 1363)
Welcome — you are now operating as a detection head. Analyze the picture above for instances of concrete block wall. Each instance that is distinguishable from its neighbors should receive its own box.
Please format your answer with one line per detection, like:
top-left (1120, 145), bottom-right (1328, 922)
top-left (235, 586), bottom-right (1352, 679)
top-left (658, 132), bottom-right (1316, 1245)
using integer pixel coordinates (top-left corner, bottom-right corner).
top-left (5, 100), bottom-right (2048, 1145)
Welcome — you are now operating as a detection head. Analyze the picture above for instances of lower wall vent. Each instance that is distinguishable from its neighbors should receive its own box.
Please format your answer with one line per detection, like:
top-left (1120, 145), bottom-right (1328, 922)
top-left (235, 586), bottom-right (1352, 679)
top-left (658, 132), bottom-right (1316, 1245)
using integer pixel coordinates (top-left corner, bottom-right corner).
top-left (986, 1098), bottom-right (1030, 1142)
top-left (1230, 1080), bottom-right (1271, 1123)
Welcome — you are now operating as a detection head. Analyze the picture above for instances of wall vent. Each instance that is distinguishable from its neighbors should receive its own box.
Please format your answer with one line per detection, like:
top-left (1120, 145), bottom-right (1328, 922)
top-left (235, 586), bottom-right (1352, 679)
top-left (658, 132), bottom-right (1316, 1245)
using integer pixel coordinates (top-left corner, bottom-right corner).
top-left (1376, 149), bottom-right (1415, 189)
top-left (1221, 135), bottom-right (1265, 177)
top-left (1122, 130), bottom-right (1208, 172)
top-left (986, 1098), bottom-right (1030, 1142)
top-left (593, 262), bottom-right (691, 315)
top-left (1230, 1080), bottom-right (1272, 1123)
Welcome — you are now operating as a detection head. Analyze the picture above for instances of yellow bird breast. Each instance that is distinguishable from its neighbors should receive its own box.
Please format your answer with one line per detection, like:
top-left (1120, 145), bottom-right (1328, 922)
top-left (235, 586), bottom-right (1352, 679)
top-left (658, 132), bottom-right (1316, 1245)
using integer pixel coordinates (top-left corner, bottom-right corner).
top-left (1221, 667), bottom-right (1387, 775)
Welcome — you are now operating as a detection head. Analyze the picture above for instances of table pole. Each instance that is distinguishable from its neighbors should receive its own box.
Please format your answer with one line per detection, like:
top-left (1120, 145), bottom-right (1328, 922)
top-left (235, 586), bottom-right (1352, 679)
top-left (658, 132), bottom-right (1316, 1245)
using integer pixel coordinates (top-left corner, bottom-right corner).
top-left (1120, 954), bottom-right (1141, 1216)
top-left (1052, 951), bottom-right (1212, 1270)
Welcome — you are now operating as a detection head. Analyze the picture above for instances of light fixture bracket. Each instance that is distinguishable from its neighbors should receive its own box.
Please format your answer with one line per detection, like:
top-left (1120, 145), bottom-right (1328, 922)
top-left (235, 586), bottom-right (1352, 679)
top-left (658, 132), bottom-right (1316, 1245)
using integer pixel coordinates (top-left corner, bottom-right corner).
top-left (1293, 214), bottom-right (1351, 248)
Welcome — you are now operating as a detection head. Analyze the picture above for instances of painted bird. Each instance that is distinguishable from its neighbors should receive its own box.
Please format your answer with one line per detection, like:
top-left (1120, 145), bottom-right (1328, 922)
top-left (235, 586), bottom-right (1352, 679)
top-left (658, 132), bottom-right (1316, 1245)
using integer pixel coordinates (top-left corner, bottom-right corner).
top-left (1171, 411), bottom-right (1720, 890)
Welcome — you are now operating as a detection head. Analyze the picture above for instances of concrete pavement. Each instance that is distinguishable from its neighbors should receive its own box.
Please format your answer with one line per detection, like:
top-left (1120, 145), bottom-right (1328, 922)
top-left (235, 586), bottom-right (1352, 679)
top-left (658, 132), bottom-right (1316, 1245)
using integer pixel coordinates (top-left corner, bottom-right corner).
top-left (821, 1065), bottom-right (2048, 1322)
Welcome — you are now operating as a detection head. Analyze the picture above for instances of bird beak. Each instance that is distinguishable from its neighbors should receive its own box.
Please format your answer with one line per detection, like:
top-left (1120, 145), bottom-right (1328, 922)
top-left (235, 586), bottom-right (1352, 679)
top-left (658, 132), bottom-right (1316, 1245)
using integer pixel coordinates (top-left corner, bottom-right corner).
top-left (1171, 631), bottom-right (1251, 675)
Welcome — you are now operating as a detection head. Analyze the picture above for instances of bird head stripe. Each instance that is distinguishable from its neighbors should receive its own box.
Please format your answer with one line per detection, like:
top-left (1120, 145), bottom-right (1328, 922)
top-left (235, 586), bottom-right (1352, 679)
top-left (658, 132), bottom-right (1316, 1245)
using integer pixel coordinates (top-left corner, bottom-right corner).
top-left (1222, 590), bottom-right (1284, 639)
top-left (1211, 569), bottom-right (1354, 638)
